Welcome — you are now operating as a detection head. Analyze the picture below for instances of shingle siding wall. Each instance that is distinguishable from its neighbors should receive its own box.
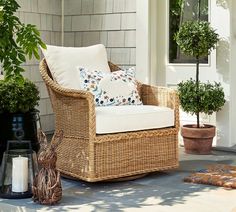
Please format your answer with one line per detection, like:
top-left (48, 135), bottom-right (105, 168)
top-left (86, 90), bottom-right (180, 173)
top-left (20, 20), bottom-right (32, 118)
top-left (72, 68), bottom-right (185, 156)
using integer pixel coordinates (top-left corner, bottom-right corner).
top-left (16, 0), bottom-right (62, 132)
top-left (64, 0), bottom-right (136, 69)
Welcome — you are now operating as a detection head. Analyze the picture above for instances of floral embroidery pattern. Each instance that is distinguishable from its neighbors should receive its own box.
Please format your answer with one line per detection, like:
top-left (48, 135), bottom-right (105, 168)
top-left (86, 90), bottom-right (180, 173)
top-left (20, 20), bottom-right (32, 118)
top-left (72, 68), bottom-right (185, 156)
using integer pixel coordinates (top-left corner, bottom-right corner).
top-left (79, 67), bottom-right (143, 107)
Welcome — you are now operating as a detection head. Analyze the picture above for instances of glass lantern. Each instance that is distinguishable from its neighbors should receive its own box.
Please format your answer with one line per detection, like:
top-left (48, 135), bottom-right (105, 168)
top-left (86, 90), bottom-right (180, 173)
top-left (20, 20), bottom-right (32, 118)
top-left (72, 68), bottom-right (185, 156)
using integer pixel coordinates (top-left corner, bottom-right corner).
top-left (0, 140), bottom-right (38, 199)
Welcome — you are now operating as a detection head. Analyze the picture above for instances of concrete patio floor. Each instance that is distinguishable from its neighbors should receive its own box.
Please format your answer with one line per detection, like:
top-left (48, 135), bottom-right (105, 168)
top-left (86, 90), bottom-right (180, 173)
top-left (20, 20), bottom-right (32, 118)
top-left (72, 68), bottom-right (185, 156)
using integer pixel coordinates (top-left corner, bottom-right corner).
top-left (1, 147), bottom-right (236, 212)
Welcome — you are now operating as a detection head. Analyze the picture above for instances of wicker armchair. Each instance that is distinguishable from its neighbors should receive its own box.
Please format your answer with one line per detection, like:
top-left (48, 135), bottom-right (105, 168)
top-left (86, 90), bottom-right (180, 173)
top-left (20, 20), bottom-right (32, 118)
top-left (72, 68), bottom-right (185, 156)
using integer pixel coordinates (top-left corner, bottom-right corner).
top-left (40, 59), bottom-right (179, 182)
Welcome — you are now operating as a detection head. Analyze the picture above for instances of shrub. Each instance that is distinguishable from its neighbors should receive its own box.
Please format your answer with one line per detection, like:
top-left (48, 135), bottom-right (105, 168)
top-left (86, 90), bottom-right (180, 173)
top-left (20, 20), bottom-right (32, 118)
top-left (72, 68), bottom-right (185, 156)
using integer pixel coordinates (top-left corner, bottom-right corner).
top-left (0, 79), bottom-right (40, 113)
top-left (178, 79), bottom-right (225, 116)
top-left (175, 21), bottom-right (219, 58)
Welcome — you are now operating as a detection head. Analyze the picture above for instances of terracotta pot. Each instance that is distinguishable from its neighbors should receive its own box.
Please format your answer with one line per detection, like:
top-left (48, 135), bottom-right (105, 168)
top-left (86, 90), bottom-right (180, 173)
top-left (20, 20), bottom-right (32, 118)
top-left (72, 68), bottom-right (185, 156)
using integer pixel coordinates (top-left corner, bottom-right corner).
top-left (181, 124), bottom-right (216, 155)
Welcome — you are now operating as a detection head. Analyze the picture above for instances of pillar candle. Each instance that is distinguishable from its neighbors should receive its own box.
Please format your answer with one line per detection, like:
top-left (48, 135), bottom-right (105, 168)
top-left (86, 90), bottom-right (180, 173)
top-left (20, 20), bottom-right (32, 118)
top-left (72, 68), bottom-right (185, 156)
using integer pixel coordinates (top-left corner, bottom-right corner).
top-left (12, 156), bottom-right (28, 192)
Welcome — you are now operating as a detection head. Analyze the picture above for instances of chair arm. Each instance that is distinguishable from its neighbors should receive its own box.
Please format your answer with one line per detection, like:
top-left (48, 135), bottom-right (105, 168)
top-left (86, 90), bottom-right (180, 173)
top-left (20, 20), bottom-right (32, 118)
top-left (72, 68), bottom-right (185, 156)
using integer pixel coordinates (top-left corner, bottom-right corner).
top-left (49, 86), bottom-right (96, 140)
top-left (141, 84), bottom-right (180, 129)
top-left (39, 60), bottom-right (96, 139)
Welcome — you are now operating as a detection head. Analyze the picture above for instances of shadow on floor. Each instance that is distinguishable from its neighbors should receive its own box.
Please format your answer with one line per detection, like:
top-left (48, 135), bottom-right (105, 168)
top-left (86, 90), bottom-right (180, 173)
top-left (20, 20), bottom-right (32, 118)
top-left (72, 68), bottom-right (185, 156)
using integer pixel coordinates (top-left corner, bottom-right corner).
top-left (1, 150), bottom-right (235, 211)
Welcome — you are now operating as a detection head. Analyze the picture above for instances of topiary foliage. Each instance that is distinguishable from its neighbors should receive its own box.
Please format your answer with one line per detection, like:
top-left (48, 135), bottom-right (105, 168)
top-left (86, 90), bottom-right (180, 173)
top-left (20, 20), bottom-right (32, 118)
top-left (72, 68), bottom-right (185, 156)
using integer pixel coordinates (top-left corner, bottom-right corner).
top-left (175, 21), bottom-right (219, 58)
top-left (0, 79), bottom-right (40, 113)
top-left (175, 19), bottom-right (224, 128)
top-left (178, 79), bottom-right (225, 116)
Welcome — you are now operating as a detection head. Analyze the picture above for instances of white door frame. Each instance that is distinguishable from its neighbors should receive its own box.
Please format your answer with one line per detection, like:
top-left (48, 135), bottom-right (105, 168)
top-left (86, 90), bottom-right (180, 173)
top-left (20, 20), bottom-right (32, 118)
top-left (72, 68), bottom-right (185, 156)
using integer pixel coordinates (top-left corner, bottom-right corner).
top-left (136, 0), bottom-right (166, 86)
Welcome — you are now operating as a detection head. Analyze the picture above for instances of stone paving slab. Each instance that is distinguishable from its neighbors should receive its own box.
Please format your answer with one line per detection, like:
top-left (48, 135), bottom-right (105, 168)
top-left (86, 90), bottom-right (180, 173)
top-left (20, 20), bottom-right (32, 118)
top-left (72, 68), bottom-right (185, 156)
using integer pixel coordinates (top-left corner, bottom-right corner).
top-left (0, 148), bottom-right (236, 212)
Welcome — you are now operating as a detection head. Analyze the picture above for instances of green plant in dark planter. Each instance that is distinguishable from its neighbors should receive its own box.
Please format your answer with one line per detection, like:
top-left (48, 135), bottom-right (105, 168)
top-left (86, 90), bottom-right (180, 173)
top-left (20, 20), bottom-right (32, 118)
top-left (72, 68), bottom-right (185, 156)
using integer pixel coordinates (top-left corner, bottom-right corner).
top-left (0, 79), bottom-right (40, 113)
top-left (174, 3), bottom-right (225, 154)
top-left (0, 0), bottom-right (46, 162)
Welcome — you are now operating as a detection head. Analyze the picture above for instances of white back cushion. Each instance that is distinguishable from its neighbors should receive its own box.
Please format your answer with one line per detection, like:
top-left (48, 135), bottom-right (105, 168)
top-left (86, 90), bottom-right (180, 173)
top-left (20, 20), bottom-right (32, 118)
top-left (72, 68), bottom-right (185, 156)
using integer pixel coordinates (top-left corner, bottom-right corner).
top-left (41, 44), bottom-right (111, 90)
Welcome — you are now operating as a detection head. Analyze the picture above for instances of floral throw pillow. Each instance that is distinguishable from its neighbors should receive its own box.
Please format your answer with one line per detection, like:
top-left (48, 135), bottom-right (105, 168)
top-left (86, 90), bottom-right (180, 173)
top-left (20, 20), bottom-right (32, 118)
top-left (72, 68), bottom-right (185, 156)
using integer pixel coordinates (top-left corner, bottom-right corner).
top-left (78, 67), bottom-right (143, 106)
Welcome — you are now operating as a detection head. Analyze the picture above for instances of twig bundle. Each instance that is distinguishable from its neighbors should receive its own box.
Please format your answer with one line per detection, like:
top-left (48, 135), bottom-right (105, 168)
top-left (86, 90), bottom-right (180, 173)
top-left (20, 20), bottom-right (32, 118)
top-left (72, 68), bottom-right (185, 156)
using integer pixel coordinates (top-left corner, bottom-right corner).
top-left (32, 130), bottom-right (63, 205)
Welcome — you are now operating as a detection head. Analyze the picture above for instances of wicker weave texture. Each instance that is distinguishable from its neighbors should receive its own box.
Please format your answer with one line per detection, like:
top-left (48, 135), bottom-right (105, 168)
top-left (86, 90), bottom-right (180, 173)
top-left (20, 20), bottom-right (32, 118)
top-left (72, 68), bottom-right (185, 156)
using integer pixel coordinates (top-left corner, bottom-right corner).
top-left (93, 133), bottom-right (178, 180)
top-left (40, 59), bottom-right (179, 182)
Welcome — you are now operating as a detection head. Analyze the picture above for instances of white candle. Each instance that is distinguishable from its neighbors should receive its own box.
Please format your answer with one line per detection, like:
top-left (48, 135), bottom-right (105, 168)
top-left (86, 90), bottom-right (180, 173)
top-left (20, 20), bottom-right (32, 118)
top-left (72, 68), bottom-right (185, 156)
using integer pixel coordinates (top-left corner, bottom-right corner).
top-left (12, 156), bottom-right (28, 192)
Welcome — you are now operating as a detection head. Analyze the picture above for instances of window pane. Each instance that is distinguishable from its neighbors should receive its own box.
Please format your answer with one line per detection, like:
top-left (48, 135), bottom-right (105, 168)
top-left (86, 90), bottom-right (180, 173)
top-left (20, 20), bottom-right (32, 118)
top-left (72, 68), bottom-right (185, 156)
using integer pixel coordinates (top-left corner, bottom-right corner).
top-left (169, 0), bottom-right (209, 63)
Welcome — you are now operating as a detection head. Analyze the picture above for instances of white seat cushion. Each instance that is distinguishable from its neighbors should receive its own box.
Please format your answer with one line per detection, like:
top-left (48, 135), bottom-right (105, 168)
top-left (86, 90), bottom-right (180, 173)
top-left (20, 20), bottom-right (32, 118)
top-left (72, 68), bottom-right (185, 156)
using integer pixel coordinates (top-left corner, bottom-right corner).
top-left (96, 105), bottom-right (175, 134)
top-left (41, 44), bottom-right (110, 90)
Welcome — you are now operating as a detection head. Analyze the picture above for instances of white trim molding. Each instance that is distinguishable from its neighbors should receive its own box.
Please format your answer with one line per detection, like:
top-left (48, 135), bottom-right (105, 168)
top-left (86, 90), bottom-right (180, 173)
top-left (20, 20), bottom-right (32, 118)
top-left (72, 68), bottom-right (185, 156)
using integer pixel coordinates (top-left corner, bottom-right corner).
top-left (136, 0), bottom-right (150, 84)
top-left (229, 0), bottom-right (236, 147)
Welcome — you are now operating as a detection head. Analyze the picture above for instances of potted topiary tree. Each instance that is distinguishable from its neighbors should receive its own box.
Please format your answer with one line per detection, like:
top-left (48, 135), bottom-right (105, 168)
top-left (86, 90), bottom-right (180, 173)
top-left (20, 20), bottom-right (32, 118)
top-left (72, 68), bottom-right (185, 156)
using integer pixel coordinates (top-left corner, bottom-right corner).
top-left (175, 19), bottom-right (225, 154)
top-left (0, 0), bottom-right (46, 162)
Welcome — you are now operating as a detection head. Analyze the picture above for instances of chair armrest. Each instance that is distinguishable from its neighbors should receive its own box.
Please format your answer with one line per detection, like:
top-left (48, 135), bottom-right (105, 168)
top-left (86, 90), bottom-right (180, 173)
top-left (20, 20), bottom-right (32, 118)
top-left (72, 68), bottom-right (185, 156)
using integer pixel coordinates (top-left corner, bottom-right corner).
top-left (49, 86), bottom-right (96, 139)
top-left (141, 84), bottom-right (180, 129)
top-left (39, 60), bottom-right (96, 139)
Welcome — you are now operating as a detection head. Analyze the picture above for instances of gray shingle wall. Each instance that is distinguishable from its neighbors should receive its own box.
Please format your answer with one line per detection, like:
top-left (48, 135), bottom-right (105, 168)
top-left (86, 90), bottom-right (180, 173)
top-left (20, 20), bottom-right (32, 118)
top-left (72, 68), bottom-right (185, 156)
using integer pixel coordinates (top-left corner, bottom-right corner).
top-left (64, 0), bottom-right (136, 68)
top-left (16, 0), bottom-right (62, 132)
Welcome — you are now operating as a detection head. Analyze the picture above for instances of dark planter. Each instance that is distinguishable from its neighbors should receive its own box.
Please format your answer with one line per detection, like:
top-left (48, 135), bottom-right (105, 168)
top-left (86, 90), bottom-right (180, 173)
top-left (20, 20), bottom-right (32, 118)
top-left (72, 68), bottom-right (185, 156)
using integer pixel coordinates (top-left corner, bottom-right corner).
top-left (181, 124), bottom-right (216, 155)
top-left (0, 110), bottom-right (40, 163)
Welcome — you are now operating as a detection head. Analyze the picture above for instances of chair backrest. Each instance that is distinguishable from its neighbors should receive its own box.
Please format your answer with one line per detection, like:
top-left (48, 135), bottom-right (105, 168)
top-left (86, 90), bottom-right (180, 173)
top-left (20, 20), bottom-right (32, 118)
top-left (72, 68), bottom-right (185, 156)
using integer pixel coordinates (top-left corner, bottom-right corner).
top-left (40, 58), bottom-right (142, 101)
top-left (44, 60), bottom-right (53, 80)
top-left (108, 61), bottom-right (121, 72)
top-left (43, 59), bottom-right (121, 81)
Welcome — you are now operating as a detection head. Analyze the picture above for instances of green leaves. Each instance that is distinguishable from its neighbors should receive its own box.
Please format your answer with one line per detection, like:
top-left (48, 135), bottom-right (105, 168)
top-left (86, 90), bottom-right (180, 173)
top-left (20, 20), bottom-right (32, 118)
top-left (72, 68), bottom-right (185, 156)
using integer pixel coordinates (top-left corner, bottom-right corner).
top-left (177, 79), bottom-right (226, 116)
top-left (16, 24), bottom-right (45, 60)
top-left (0, 78), bottom-right (40, 113)
top-left (0, 0), bottom-right (43, 113)
top-left (0, 6), bottom-right (3, 24)
top-left (175, 21), bottom-right (219, 58)
top-left (175, 19), bottom-right (224, 124)
top-left (0, 0), bottom-right (46, 82)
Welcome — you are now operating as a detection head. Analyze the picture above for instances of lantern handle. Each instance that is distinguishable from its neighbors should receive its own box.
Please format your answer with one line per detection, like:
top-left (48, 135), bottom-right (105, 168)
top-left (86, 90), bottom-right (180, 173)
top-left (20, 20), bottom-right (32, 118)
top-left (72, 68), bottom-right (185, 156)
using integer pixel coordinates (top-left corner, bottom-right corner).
top-left (14, 128), bottom-right (25, 141)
